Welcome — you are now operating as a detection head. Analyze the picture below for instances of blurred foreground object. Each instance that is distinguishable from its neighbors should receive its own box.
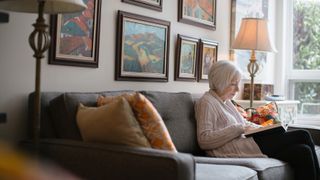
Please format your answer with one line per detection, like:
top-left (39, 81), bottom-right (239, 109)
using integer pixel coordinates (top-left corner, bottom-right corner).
top-left (0, 142), bottom-right (81, 180)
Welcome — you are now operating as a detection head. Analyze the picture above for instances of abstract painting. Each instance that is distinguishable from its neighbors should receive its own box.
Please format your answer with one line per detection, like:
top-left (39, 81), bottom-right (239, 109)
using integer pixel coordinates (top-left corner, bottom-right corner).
top-left (122, 0), bottom-right (163, 11)
top-left (178, 0), bottom-right (216, 30)
top-left (49, 0), bottom-right (101, 68)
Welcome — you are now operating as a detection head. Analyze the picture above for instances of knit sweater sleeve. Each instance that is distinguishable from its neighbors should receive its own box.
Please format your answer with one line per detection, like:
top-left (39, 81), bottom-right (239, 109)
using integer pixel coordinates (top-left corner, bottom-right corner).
top-left (195, 97), bottom-right (244, 150)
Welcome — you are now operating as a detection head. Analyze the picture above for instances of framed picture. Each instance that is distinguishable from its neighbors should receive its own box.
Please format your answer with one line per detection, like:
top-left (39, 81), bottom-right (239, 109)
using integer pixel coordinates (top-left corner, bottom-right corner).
top-left (230, 0), bottom-right (268, 79)
top-left (115, 11), bottom-right (170, 82)
top-left (178, 0), bottom-right (216, 30)
top-left (174, 34), bottom-right (199, 81)
top-left (122, 0), bottom-right (163, 12)
top-left (198, 39), bottom-right (218, 81)
top-left (49, 0), bottom-right (101, 68)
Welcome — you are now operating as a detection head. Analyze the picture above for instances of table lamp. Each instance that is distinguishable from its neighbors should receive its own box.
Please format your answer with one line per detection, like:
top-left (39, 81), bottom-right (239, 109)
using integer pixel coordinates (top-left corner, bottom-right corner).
top-left (0, 0), bottom-right (86, 151)
top-left (232, 18), bottom-right (276, 108)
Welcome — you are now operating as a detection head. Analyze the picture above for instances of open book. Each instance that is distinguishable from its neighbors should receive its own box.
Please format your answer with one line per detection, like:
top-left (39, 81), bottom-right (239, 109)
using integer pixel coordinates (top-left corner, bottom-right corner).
top-left (244, 123), bottom-right (286, 137)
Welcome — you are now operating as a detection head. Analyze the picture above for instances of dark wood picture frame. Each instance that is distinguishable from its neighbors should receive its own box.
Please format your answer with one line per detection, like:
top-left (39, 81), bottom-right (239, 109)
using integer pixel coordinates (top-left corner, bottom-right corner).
top-left (178, 0), bottom-right (216, 30)
top-left (174, 34), bottom-right (199, 81)
top-left (198, 39), bottom-right (218, 82)
top-left (122, 0), bottom-right (163, 12)
top-left (115, 11), bottom-right (170, 82)
top-left (49, 0), bottom-right (101, 68)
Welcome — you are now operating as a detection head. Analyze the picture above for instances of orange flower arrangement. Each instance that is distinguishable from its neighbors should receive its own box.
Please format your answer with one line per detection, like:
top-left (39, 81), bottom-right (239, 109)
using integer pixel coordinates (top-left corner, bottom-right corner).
top-left (232, 100), bottom-right (280, 127)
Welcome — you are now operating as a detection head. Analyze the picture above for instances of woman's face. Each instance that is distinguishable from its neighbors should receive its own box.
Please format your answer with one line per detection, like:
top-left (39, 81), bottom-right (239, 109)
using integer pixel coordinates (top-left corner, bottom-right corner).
top-left (217, 77), bottom-right (240, 101)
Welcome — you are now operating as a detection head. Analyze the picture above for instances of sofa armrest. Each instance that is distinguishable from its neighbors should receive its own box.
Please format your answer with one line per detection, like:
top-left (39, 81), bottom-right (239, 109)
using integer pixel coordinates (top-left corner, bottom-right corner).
top-left (20, 139), bottom-right (195, 180)
top-left (288, 124), bottom-right (320, 145)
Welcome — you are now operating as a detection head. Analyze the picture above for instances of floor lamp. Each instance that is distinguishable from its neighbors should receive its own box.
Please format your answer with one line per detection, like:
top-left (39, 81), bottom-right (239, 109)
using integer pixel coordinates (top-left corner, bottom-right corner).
top-left (0, 0), bottom-right (86, 151)
top-left (232, 18), bottom-right (276, 108)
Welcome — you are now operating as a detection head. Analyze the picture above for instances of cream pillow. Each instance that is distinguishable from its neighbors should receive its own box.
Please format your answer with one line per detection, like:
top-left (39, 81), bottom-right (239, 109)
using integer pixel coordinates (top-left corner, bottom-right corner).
top-left (97, 93), bottom-right (177, 152)
top-left (76, 97), bottom-right (151, 148)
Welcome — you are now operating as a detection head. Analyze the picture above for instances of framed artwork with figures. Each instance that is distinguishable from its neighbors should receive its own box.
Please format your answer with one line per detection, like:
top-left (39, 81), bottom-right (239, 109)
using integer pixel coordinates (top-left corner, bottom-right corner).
top-left (49, 0), bottom-right (101, 68)
top-left (198, 39), bottom-right (218, 82)
top-left (230, 0), bottom-right (268, 79)
top-left (174, 34), bottom-right (199, 81)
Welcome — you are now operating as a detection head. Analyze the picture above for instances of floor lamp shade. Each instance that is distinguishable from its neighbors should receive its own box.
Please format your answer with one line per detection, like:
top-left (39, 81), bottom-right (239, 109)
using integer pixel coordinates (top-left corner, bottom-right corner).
top-left (232, 18), bottom-right (276, 52)
top-left (0, 0), bottom-right (86, 152)
top-left (0, 0), bottom-right (86, 14)
top-left (232, 18), bottom-right (276, 108)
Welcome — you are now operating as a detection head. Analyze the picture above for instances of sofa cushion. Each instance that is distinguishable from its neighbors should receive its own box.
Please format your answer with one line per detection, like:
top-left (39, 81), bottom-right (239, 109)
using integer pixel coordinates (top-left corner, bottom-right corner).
top-left (29, 92), bottom-right (63, 138)
top-left (97, 92), bottom-right (177, 152)
top-left (49, 91), bottom-right (133, 139)
top-left (49, 93), bottom-right (97, 140)
top-left (140, 91), bottom-right (203, 155)
top-left (196, 163), bottom-right (258, 180)
top-left (195, 156), bottom-right (294, 180)
top-left (315, 145), bottom-right (320, 166)
top-left (76, 98), bottom-right (151, 147)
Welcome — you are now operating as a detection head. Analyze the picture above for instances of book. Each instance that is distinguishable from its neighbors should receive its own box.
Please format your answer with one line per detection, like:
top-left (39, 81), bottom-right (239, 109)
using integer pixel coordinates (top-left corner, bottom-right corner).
top-left (244, 123), bottom-right (286, 137)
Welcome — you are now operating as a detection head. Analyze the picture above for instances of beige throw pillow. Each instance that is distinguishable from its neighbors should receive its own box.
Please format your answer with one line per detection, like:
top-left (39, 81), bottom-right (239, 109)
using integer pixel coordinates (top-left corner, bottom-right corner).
top-left (97, 93), bottom-right (177, 152)
top-left (76, 97), bottom-right (151, 148)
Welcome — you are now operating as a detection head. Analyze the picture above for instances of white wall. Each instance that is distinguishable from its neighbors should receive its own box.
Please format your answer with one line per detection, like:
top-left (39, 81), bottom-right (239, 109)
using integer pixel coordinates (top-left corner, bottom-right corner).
top-left (0, 0), bottom-right (233, 143)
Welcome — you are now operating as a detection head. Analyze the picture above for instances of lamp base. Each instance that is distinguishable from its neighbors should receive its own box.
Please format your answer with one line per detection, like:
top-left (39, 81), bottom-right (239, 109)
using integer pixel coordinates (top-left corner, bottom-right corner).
top-left (29, 1), bottom-right (51, 153)
top-left (247, 50), bottom-right (259, 108)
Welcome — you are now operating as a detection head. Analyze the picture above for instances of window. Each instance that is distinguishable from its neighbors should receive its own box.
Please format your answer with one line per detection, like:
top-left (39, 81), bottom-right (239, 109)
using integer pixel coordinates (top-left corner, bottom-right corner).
top-left (286, 0), bottom-right (320, 125)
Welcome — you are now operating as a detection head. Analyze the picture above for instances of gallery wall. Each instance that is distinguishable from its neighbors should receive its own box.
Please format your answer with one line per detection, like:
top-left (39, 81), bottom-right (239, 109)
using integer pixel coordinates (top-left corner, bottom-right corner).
top-left (0, 0), bottom-right (276, 144)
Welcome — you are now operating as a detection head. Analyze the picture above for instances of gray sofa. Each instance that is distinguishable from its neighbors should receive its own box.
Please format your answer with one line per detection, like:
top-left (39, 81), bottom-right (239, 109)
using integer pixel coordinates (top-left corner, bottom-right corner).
top-left (23, 90), bottom-right (320, 180)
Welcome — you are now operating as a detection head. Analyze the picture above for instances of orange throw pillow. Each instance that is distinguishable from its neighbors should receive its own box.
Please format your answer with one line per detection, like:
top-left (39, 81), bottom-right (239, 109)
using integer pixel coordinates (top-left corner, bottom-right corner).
top-left (97, 93), bottom-right (177, 152)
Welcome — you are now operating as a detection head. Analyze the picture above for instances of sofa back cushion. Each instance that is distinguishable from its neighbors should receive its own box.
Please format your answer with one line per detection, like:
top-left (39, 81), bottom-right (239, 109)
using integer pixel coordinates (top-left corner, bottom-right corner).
top-left (32, 90), bottom-right (203, 155)
top-left (28, 92), bottom-right (63, 138)
top-left (140, 91), bottom-right (203, 155)
top-left (43, 91), bottom-right (132, 139)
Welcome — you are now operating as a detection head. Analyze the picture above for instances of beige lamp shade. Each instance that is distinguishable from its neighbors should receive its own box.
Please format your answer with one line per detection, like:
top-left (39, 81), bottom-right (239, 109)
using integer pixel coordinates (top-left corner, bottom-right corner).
top-left (0, 0), bottom-right (87, 14)
top-left (232, 18), bottom-right (276, 52)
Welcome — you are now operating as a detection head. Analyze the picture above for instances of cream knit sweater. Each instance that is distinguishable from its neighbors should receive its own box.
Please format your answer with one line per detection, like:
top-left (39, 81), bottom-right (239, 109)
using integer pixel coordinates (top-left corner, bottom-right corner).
top-left (195, 90), bottom-right (267, 158)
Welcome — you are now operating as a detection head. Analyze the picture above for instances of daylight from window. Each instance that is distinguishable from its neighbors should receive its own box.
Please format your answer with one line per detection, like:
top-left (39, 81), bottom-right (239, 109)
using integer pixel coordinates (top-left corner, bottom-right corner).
top-left (291, 0), bottom-right (320, 123)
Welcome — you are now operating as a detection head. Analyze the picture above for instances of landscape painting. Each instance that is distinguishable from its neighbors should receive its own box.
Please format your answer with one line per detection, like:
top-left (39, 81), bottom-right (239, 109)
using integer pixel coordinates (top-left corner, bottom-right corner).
top-left (116, 11), bottom-right (170, 82)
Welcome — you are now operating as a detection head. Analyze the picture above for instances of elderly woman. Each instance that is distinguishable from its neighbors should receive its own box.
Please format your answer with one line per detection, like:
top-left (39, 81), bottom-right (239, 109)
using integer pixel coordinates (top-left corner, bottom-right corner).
top-left (195, 60), bottom-right (319, 180)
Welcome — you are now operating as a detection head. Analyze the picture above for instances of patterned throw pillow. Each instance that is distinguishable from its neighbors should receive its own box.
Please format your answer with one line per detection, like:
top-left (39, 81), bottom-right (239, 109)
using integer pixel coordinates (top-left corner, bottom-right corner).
top-left (97, 92), bottom-right (177, 152)
top-left (232, 100), bottom-right (280, 126)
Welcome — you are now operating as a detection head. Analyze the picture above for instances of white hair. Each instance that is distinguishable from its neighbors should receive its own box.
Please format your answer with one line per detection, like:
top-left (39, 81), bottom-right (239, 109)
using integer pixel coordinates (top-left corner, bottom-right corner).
top-left (208, 60), bottom-right (242, 93)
